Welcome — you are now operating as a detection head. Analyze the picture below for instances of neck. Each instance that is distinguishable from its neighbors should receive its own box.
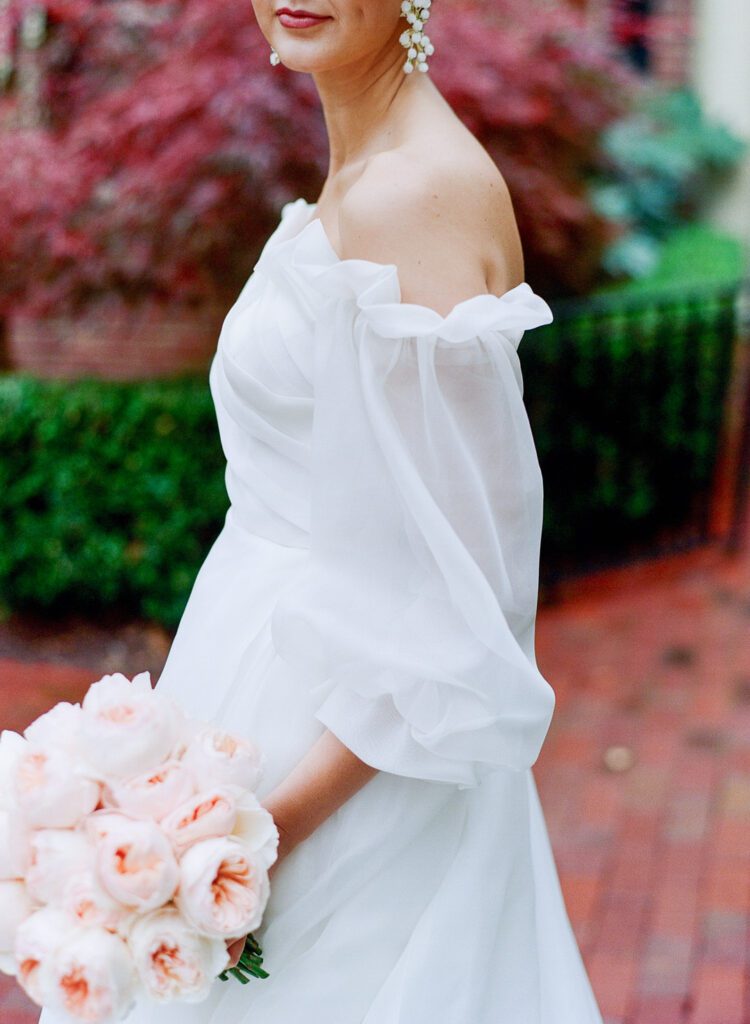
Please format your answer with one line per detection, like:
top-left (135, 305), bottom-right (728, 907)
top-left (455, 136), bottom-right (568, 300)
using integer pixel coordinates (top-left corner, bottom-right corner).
top-left (312, 42), bottom-right (435, 176)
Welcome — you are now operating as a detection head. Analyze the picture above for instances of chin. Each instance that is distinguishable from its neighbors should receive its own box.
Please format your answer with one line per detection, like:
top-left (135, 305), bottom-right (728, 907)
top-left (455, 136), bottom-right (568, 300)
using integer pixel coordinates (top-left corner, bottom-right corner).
top-left (274, 47), bottom-right (341, 74)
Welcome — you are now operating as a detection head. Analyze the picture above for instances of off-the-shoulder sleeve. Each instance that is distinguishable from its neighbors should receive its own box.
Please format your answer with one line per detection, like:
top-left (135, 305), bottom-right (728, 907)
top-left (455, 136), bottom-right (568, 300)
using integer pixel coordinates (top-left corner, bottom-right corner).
top-left (270, 260), bottom-right (557, 789)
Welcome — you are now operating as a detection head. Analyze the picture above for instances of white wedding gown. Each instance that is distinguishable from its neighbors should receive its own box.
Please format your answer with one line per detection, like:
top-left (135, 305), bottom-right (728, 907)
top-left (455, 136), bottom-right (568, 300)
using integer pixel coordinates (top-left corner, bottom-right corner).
top-left (41, 197), bottom-right (603, 1024)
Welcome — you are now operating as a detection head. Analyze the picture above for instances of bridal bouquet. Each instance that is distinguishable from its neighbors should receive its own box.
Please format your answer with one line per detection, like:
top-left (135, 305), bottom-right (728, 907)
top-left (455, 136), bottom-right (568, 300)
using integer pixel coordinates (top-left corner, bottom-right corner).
top-left (0, 671), bottom-right (279, 1023)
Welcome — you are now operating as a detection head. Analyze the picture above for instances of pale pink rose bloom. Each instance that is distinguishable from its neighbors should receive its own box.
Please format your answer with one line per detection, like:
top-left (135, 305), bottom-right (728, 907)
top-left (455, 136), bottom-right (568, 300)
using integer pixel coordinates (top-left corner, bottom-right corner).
top-left (26, 829), bottom-right (93, 905)
top-left (61, 867), bottom-right (132, 933)
top-left (13, 745), bottom-right (101, 829)
top-left (90, 812), bottom-right (179, 912)
top-left (0, 808), bottom-right (31, 879)
top-left (24, 701), bottom-right (84, 755)
top-left (80, 671), bottom-right (186, 779)
top-left (176, 835), bottom-right (270, 939)
top-left (160, 787), bottom-right (238, 854)
top-left (105, 759), bottom-right (196, 822)
top-left (46, 926), bottom-right (137, 1024)
top-left (13, 906), bottom-right (72, 1004)
top-left (127, 906), bottom-right (229, 1003)
top-left (232, 790), bottom-right (279, 872)
top-left (0, 730), bottom-right (27, 810)
top-left (181, 727), bottom-right (265, 792)
top-left (0, 879), bottom-right (34, 976)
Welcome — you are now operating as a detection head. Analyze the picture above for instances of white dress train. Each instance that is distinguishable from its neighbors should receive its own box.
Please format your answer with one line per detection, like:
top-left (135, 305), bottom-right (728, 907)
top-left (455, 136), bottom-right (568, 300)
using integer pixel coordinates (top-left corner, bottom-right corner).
top-left (40, 197), bottom-right (604, 1024)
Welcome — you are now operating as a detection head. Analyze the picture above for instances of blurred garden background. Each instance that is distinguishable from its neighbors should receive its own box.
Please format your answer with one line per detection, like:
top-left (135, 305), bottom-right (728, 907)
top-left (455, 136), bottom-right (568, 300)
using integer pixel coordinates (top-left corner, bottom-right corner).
top-left (0, 0), bottom-right (749, 1022)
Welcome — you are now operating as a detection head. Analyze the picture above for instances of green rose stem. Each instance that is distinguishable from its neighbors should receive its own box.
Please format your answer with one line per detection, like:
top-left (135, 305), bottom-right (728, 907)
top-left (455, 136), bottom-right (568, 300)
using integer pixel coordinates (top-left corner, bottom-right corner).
top-left (218, 933), bottom-right (269, 984)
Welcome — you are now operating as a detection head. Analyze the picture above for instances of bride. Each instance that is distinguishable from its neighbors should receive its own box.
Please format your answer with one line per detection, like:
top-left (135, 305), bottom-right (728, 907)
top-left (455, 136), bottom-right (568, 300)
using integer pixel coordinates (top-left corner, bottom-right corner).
top-left (43, 1), bottom-right (604, 1021)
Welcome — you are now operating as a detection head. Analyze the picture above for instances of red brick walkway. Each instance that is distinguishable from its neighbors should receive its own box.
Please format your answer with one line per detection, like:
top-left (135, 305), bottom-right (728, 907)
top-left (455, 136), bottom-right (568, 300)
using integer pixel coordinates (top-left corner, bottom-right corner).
top-left (1, 533), bottom-right (748, 1024)
top-left (534, 533), bottom-right (750, 1024)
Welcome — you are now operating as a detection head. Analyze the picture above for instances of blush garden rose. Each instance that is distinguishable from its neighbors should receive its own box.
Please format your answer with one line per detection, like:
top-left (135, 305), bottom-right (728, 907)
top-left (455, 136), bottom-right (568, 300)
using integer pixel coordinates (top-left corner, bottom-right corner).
top-left (0, 672), bottom-right (277, 1022)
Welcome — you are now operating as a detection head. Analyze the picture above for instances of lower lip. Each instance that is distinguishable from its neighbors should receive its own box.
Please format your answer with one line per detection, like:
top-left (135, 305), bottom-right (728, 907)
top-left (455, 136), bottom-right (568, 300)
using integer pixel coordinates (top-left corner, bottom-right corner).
top-left (277, 12), bottom-right (330, 29)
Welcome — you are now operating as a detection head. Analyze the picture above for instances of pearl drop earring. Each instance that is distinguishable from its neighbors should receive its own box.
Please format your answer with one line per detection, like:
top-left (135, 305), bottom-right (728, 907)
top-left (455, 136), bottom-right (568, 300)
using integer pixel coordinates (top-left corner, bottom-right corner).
top-left (269, 47), bottom-right (280, 66)
top-left (399, 0), bottom-right (434, 74)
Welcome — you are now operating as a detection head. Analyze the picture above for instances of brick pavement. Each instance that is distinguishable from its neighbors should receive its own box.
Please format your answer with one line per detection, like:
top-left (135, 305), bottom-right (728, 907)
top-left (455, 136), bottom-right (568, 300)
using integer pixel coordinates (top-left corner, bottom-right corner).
top-left (533, 533), bottom-right (750, 1024)
top-left (0, 533), bottom-right (748, 1024)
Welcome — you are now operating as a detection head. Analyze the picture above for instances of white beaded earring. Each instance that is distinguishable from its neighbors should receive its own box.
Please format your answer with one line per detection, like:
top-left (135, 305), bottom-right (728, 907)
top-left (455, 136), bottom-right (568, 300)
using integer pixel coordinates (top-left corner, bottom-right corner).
top-left (399, 0), bottom-right (434, 74)
top-left (269, 47), bottom-right (280, 66)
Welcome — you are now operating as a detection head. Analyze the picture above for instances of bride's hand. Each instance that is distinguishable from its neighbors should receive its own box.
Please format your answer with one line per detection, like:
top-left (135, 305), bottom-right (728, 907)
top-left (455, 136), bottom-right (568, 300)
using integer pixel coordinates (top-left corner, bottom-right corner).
top-left (223, 836), bottom-right (289, 969)
top-left (269, 818), bottom-right (295, 877)
top-left (263, 833), bottom-right (288, 889)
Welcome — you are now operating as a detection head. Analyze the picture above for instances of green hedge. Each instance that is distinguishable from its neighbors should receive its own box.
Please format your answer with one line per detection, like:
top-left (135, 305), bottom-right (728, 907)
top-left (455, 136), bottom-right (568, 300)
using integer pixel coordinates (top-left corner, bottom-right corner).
top-left (524, 277), bottom-right (740, 577)
top-left (0, 374), bottom-right (228, 626)
top-left (0, 274), bottom-right (742, 623)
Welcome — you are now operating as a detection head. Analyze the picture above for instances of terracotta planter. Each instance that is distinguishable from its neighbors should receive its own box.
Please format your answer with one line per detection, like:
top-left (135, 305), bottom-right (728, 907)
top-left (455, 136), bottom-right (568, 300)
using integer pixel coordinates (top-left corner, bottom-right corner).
top-left (7, 295), bottom-right (227, 380)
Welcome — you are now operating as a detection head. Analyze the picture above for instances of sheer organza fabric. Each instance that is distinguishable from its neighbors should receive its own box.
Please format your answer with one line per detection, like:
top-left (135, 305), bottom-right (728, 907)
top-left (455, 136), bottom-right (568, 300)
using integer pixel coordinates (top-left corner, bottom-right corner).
top-left (269, 222), bottom-right (557, 788)
top-left (39, 198), bottom-right (603, 1024)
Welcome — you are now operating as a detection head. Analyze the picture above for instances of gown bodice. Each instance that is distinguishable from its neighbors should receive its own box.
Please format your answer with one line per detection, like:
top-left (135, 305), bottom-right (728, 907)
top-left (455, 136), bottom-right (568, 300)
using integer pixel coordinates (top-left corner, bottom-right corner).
top-left (209, 201), bottom-right (319, 549)
top-left (210, 197), bottom-right (552, 551)
top-left (206, 196), bottom-right (559, 790)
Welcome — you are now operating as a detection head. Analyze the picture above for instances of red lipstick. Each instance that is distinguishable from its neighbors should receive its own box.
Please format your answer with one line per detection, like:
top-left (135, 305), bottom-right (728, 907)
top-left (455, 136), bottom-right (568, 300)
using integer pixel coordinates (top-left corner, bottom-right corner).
top-left (276, 7), bottom-right (331, 29)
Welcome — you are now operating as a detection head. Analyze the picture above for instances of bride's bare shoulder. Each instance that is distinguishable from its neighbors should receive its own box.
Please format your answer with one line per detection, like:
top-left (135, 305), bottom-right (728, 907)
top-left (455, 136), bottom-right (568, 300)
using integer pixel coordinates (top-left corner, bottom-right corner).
top-left (334, 144), bottom-right (524, 314)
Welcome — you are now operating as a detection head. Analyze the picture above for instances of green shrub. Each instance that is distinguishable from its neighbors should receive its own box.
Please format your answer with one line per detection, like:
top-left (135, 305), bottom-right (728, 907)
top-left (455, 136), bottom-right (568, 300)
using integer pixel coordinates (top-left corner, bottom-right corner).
top-left (590, 87), bottom-right (748, 280)
top-left (595, 223), bottom-right (745, 296)
top-left (0, 374), bottom-right (228, 626)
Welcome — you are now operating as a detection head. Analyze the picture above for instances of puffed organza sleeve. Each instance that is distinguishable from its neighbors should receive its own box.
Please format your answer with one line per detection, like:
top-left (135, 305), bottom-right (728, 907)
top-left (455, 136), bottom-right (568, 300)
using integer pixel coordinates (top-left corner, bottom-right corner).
top-left (270, 265), bottom-right (557, 789)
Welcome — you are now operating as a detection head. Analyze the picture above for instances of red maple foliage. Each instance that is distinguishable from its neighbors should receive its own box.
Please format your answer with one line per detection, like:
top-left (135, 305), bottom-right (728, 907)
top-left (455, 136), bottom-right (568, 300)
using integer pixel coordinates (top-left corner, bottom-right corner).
top-left (0, 0), bottom-right (637, 317)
